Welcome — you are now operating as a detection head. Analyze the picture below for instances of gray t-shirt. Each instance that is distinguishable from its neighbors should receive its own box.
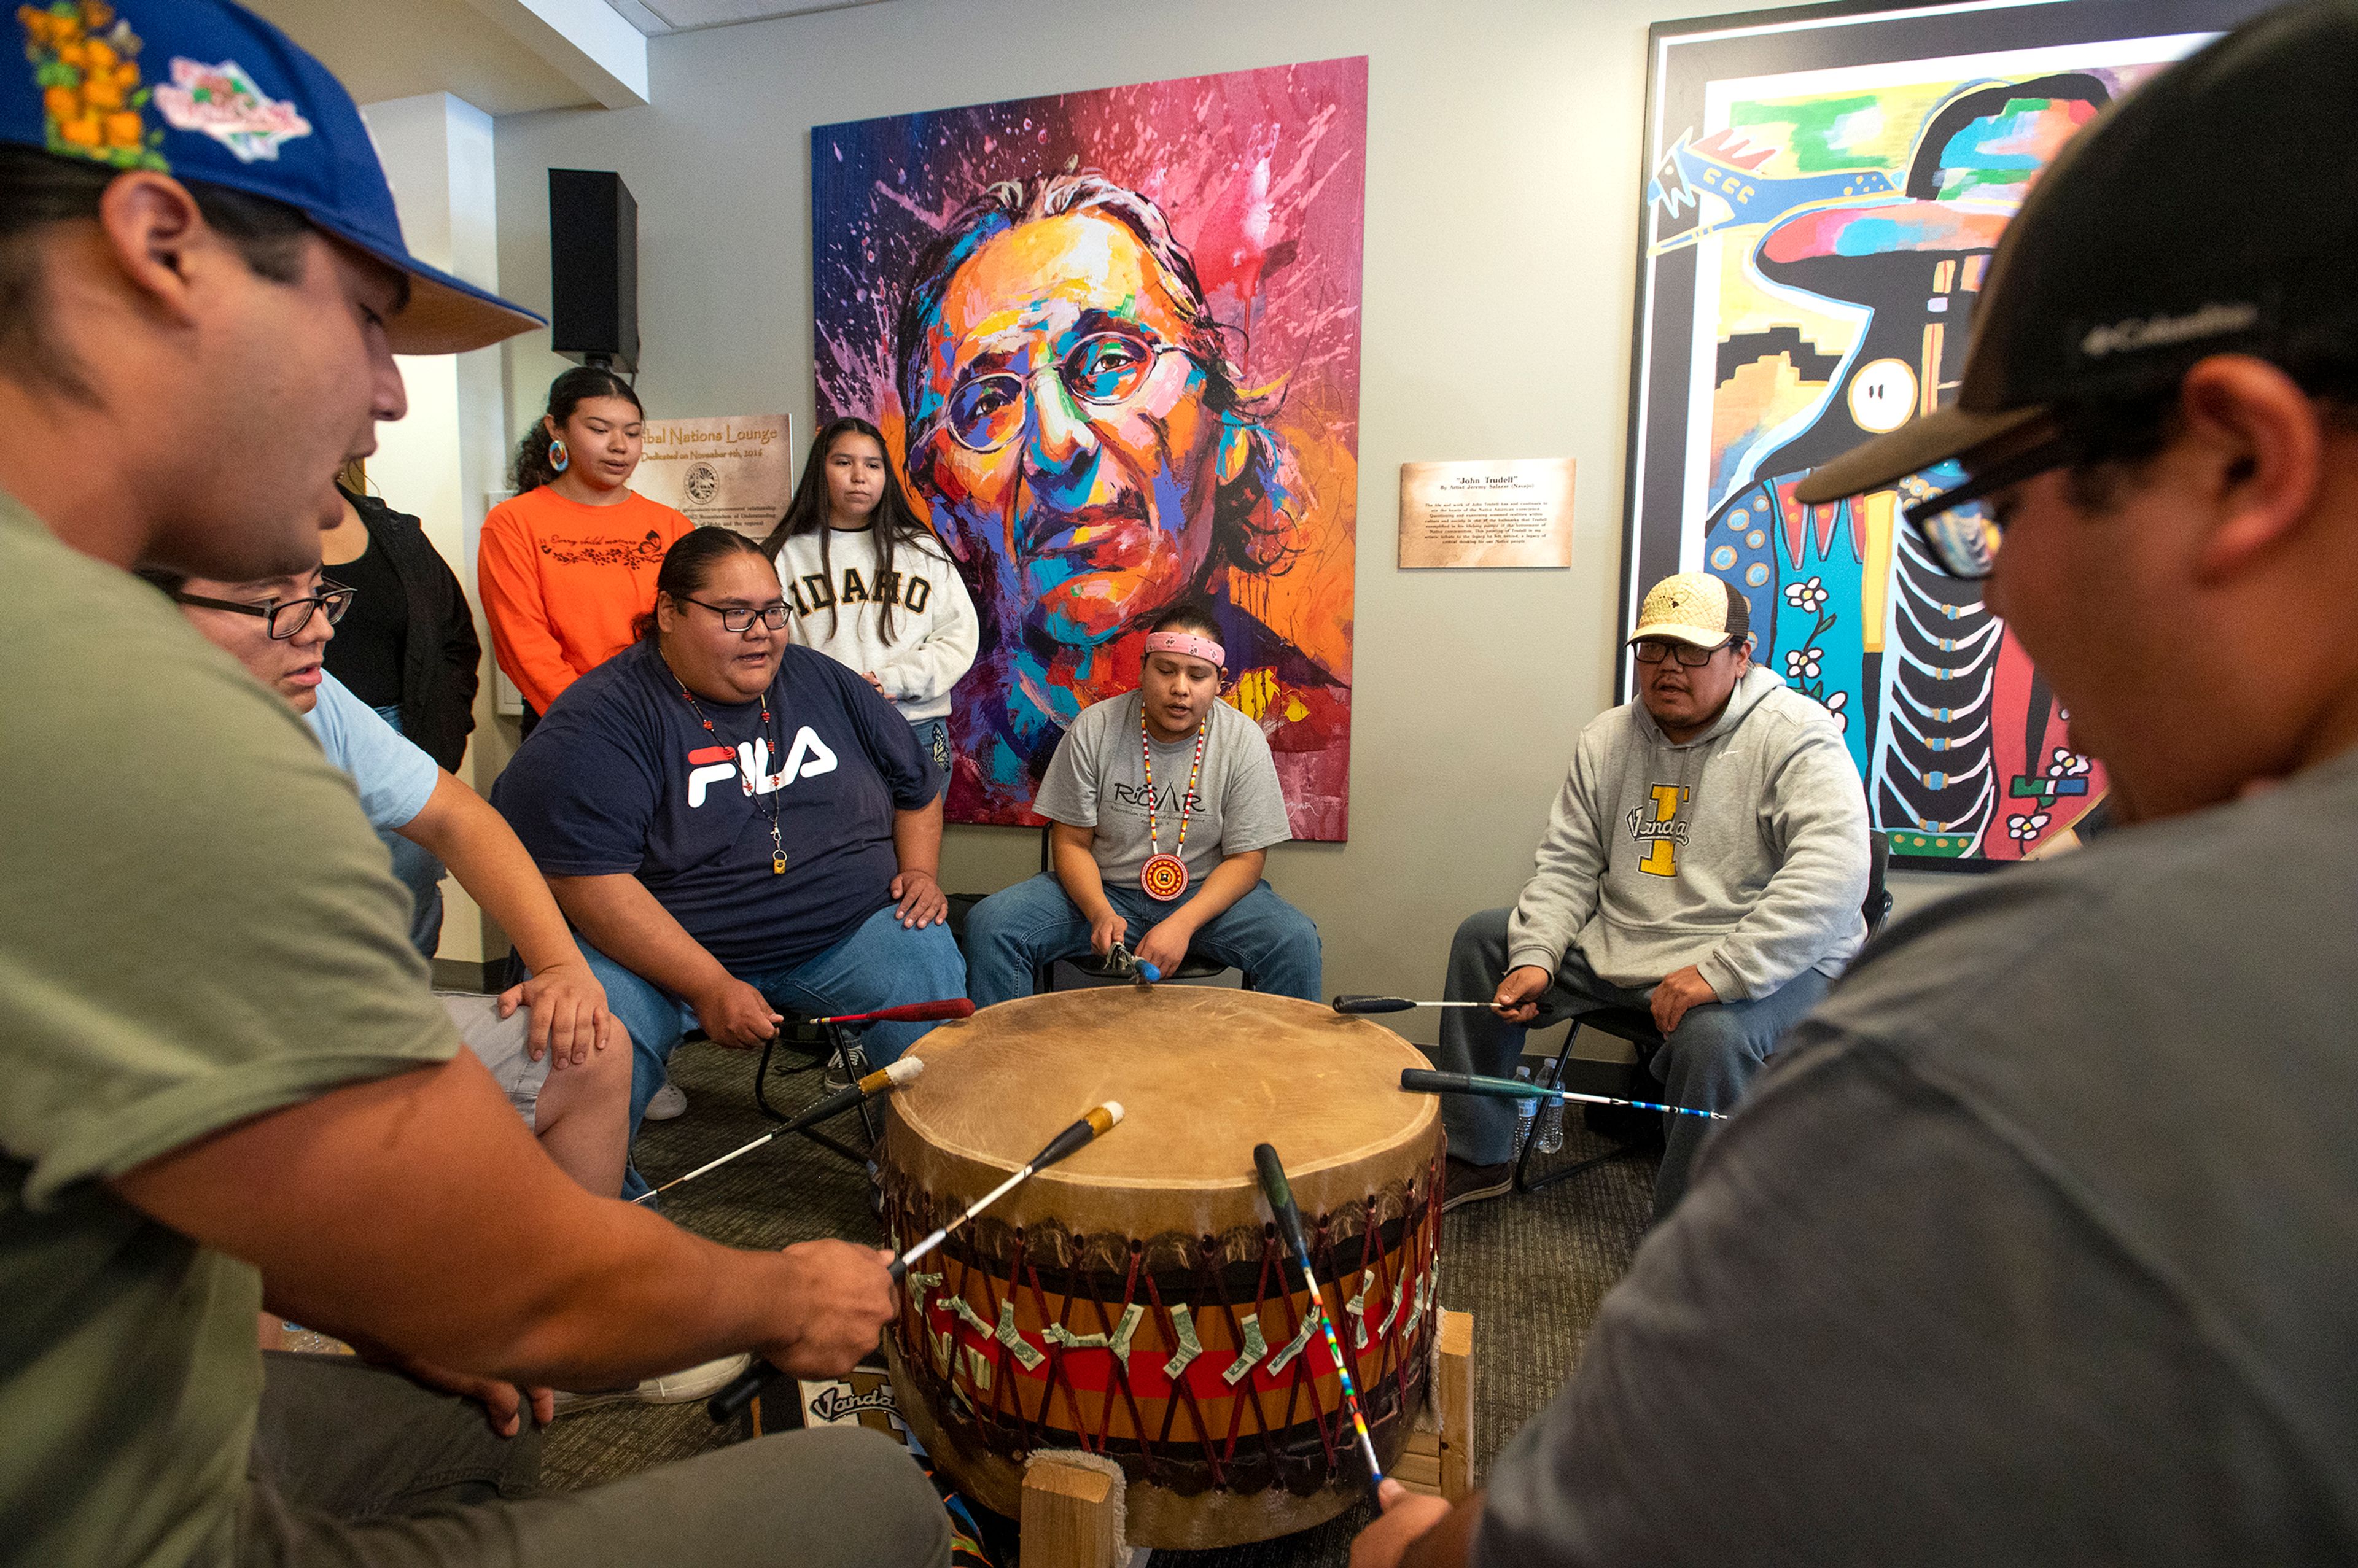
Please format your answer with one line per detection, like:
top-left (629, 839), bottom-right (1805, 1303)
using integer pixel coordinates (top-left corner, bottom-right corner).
top-left (1035, 689), bottom-right (1291, 887)
top-left (1476, 748), bottom-right (2358, 1566)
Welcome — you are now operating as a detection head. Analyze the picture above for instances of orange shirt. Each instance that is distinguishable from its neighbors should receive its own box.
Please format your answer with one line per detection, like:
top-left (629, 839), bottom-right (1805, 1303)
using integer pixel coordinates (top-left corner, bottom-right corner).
top-left (478, 486), bottom-right (695, 714)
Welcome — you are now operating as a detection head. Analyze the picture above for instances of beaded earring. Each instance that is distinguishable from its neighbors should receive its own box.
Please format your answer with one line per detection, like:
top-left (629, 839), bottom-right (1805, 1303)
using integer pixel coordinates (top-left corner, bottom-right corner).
top-left (548, 437), bottom-right (570, 474)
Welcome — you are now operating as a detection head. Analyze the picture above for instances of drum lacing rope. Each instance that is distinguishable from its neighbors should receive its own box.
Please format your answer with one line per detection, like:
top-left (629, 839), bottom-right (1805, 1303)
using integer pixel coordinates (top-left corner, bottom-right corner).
top-left (1140, 1266), bottom-right (1228, 1481)
top-left (1021, 1249), bottom-right (1100, 1459)
top-left (1198, 1233), bottom-right (1270, 1475)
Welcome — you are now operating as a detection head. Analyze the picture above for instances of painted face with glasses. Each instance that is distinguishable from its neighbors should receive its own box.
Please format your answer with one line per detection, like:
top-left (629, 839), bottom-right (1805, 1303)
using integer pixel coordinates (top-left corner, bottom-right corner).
top-left (906, 211), bottom-right (1226, 647)
top-left (171, 567), bottom-right (355, 713)
top-left (653, 551), bottom-right (792, 703)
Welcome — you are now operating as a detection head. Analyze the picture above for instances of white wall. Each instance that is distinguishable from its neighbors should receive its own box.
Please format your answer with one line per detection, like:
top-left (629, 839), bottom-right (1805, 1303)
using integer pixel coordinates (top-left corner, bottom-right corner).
top-left (361, 91), bottom-right (516, 964)
top-left (484, 0), bottom-right (1969, 1037)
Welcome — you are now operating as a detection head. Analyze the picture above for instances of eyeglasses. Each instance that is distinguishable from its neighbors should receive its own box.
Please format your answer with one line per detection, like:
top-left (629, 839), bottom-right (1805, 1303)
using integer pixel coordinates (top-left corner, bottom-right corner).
top-left (935, 330), bottom-right (1193, 453)
top-left (1632, 638), bottom-right (1729, 667)
top-left (1902, 429), bottom-right (2085, 581)
top-left (173, 580), bottom-right (356, 639)
top-left (682, 596), bottom-right (790, 633)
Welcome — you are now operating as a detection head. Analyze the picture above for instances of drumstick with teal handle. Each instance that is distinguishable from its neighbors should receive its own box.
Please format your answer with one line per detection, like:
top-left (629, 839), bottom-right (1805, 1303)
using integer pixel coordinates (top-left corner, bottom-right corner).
top-left (1400, 1066), bottom-right (1727, 1121)
top-left (1253, 1142), bottom-right (1384, 1502)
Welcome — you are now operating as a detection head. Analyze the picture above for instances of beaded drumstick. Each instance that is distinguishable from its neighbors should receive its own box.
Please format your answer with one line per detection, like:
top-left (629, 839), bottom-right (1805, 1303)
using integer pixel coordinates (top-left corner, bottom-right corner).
top-left (1253, 1143), bottom-right (1385, 1502)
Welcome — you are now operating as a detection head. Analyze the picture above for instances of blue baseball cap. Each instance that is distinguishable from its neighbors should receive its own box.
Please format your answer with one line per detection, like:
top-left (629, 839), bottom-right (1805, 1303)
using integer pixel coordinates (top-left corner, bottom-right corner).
top-left (6, 0), bottom-right (542, 353)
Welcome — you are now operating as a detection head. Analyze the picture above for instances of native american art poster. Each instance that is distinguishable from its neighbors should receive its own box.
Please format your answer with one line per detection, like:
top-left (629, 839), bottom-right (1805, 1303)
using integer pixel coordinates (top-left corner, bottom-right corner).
top-left (1623, 0), bottom-right (2267, 867)
top-left (812, 59), bottom-right (1366, 839)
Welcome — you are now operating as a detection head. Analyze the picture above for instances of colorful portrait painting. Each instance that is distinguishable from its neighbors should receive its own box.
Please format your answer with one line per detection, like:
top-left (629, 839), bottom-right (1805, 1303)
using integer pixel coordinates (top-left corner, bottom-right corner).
top-left (813, 59), bottom-right (1367, 839)
top-left (1623, 0), bottom-right (2268, 867)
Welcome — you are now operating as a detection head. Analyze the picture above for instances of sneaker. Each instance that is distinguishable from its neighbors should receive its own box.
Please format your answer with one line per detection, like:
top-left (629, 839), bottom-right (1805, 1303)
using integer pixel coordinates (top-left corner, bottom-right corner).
top-left (551, 1351), bottom-right (753, 1416)
top-left (822, 1044), bottom-right (872, 1091)
top-left (644, 1081), bottom-right (687, 1122)
top-left (1441, 1156), bottom-right (1513, 1213)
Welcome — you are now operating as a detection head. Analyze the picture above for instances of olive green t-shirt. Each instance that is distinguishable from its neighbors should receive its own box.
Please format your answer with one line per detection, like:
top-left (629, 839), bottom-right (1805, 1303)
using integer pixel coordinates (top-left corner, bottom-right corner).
top-left (0, 495), bottom-right (457, 1566)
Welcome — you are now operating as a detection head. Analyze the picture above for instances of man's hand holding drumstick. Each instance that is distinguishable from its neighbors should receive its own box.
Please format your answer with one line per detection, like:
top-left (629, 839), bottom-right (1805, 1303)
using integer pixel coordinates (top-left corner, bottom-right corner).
top-left (693, 975), bottom-right (785, 1048)
top-left (753, 1240), bottom-right (903, 1378)
top-left (1088, 905), bottom-right (1129, 959)
top-left (1490, 964), bottom-right (1552, 1023)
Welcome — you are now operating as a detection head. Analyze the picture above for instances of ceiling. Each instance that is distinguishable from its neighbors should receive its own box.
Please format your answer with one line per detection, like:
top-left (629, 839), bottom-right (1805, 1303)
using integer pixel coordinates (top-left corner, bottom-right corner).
top-left (609, 0), bottom-right (895, 32)
top-left (245, 0), bottom-right (600, 116)
top-left (249, 0), bottom-right (906, 117)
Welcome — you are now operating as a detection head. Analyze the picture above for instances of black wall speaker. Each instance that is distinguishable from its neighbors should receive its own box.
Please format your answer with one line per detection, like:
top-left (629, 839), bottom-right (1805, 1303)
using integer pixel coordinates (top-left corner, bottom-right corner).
top-left (548, 168), bottom-right (639, 374)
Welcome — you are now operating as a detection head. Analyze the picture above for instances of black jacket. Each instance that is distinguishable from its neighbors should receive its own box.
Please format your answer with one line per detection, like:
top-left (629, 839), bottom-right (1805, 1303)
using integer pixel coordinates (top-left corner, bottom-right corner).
top-left (341, 491), bottom-right (480, 772)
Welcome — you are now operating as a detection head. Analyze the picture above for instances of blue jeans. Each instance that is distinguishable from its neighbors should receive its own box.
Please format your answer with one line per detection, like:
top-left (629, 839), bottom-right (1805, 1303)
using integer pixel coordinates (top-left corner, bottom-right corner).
top-left (578, 904), bottom-right (967, 1200)
top-left (911, 716), bottom-right (951, 787)
top-left (1435, 906), bottom-right (1829, 1217)
top-left (373, 704), bottom-right (445, 958)
top-left (964, 872), bottom-right (1321, 1007)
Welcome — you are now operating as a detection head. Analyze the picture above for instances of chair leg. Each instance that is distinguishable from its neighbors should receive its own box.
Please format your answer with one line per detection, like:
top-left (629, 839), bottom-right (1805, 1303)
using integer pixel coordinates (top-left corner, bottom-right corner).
top-left (1515, 1024), bottom-right (1650, 1195)
top-left (832, 1024), bottom-right (881, 1149)
top-left (761, 1025), bottom-right (876, 1170)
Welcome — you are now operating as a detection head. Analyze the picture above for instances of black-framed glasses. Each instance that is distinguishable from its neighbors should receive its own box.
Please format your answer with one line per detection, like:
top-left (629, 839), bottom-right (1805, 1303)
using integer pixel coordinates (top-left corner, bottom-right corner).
top-left (935, 330), bottom-right (1193, 453)
top-left (1631, 638), bottom-right (1727, 667)
top-left (682, 596), bottom-right (790, 633)
top-left (173, 580), bottom-right (356, 639)
top-left (1902, 429), bottom-right (2085, 581)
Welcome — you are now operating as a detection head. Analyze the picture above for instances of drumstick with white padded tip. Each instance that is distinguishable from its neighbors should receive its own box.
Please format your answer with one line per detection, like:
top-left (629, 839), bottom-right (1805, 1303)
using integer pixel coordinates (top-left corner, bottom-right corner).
top-left (1253, 1142), bottom-right (1385, 1504)
top-left (1401, 1067), bottom-right (1727, 1122)
top-left (889, 1101), bottom-right (1124, 1283)
top-left (631, 1057), bottom-right (925, 1203)
top-left (705, 1101), bottom-right (1126, 1424)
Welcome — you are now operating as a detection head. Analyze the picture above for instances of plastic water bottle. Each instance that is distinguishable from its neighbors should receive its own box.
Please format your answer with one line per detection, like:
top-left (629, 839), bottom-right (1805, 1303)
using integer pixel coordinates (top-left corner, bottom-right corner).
top-left (1535, 1068), bottom-right (1566, 1154)
top-left (1514, 1064), bottom-right (1538, 1147)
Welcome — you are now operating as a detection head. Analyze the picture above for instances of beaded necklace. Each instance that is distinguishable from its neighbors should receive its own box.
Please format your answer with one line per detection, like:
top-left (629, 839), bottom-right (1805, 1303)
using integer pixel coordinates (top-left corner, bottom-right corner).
top-left (675, 674), bottom-right (787, 874)
top-left (1138, 701), bottom-right (1208, 901)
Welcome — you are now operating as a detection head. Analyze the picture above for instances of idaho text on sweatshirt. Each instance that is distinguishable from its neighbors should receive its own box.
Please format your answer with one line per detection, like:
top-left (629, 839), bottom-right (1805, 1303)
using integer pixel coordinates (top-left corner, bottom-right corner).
top-left (1506, 666), bottom-right (1872, 1000)
top-left (772, 527), bottom-right (980, 724)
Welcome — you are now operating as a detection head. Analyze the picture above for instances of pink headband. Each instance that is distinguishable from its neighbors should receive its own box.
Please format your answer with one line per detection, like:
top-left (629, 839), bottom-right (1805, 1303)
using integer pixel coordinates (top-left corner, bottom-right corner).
top-left (1144, 631), bottom-right (1226, 668)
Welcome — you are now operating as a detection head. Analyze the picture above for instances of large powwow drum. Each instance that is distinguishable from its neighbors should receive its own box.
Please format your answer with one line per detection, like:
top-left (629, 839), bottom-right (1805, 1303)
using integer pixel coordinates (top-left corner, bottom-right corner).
top-left (881, 988), bottom-right (1446, 1547)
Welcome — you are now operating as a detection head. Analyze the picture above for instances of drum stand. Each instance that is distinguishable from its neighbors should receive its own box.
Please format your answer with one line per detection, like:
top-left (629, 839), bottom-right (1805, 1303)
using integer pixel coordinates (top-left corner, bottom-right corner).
top-left (752, 1019), bottom-right (880, 1168)
top-left (1016, 1308), bottom-right (1476, 1568)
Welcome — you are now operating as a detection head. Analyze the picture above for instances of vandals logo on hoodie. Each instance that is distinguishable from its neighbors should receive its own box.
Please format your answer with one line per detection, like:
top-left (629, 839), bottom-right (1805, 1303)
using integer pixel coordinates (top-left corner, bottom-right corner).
top-left (1628, 783), bottom-right (1691, 877)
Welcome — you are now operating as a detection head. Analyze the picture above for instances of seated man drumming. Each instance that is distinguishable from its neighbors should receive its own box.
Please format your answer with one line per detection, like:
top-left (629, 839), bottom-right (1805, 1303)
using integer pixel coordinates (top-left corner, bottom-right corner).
top-left (493, 528), bottom-right (963, 1197)
top-left (967, 605), bottom-right (1319, 1006)
top-left (1438, 572), bottom-right (1869, 1219)
top-left (150, 559), bottom-right (631, 1200)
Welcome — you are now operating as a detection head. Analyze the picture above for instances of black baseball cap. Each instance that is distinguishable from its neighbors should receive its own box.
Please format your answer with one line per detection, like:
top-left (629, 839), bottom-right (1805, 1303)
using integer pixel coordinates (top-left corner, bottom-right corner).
top-left (1797, 0), bottom-right (2358, 503)
top-left (3, 0), bottom-right (541, 354)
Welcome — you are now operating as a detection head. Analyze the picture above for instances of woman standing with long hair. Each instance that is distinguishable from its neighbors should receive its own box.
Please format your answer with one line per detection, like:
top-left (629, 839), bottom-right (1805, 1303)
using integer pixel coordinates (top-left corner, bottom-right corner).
top-left (480, 367), bottom-right (693, 732)
top-left (759, 417), bottom-right (978, 783)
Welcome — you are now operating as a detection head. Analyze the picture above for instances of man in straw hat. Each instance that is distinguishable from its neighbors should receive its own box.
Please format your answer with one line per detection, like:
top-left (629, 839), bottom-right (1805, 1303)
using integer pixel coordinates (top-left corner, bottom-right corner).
top-left (0, 3), bottom-right (944, 1562)
top-left (1358, 2), bottom-right (2358, 1563)
top-left (1433, 569), bottom-right (1869, 1221)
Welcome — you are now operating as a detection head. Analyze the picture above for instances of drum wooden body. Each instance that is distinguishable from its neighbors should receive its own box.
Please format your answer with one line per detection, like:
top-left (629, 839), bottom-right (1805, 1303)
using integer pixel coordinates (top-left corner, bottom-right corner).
top-left (881, 988), bottom-right (1444, 1548)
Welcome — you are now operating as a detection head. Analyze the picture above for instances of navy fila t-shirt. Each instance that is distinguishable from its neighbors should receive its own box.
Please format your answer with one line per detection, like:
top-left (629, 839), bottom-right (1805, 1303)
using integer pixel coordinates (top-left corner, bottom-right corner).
top-left (493, 640), bottom-right (939, 971)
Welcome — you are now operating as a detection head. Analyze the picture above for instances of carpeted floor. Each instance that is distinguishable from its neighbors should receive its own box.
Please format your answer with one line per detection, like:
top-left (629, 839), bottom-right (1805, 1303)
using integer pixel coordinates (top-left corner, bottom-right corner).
top-left (545, 1036), bottom-right (1656, 1566)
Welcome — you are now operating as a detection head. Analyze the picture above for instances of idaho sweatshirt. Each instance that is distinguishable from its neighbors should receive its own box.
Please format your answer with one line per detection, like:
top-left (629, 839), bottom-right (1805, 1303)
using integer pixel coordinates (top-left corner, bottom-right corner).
top-left (773, 526), bottom-right (979, 724)
top-left (1506, 666), bottom-right (1871, 1000)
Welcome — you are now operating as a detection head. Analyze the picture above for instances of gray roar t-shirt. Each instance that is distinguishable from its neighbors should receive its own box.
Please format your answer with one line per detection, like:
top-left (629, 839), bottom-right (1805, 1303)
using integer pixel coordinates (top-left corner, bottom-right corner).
top-left (1473, 748), bottom-right (2358, 1566)
top-left (1035, 689), bottom-right (1291, 888)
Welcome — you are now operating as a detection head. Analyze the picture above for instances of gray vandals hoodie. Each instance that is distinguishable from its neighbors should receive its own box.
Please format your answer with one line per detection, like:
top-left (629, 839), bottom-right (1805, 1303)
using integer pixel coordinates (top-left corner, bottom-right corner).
top-left (1506, 666), bottom-right (1870, 1000)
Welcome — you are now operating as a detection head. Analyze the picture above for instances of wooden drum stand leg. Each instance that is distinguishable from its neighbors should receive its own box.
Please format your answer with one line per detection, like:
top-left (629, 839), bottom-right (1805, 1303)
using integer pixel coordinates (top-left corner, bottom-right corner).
top-left (1393, 1308), bottom-right (1476, 1504)
top-left (1020, 1450), bottom-right (1138, 1568)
